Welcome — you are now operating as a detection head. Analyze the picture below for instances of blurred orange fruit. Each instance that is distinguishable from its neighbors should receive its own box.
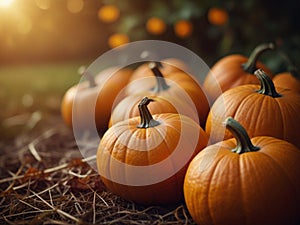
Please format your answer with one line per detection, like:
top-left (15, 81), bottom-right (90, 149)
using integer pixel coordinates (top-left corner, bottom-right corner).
top-left (98, 4), bottom-right (120, 23)
top-left (108, 33), bottom-right (129, 48)
top-left (207, 7), bottom-right (229, 26)
top-left (174, 20), bottom-right (193, 38)
top-left (146, 17), bottom-right (166, 35)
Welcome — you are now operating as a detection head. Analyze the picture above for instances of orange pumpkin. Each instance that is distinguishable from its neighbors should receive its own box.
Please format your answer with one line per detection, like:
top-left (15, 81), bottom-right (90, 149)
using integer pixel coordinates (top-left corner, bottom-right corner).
top-left (184, 117), bottom-right (300, 225)
top-left (61, 67), bottom-right (132, 134)
top-left (206, 69), bottom-right (300, 149)
top-left (273, 65), bottom-right (300, 94)
top-left (203, 42), bottom-right (275, 104)
top-left (126, 62), bottom-right (209, 127)
top-left (97, 97), bottom-right (209, 205)
top-left (109, 94), bottom-right (199, 127)
top-left (130, 58), bottom-right (190, 82)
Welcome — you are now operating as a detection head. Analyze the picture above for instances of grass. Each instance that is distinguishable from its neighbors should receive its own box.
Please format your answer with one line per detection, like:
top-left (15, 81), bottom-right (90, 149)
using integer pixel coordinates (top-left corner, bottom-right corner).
top-left (0, 61), bottom-right (87, 140)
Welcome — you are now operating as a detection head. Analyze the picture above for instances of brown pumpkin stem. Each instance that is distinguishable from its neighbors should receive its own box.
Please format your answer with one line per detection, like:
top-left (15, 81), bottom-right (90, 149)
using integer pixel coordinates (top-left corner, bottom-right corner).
top-left (224, 117), bottom-right (260, 154)
top-left (148, 62), bottom-right (170, 93)
top-left (137, 97), bottom-right (160, 128)
top-left (255, 69), bottom-right (281, 98)
top-left (242, 42), bottom-right (275, 73)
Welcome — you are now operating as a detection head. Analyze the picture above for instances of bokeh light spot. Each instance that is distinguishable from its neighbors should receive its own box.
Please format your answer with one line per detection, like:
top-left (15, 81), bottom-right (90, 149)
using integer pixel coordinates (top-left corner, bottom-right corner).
top-left (35, 0), bottom-right (50, 10)
top-left (108, 33), bottom-right (129, 48)
top-left (0, 0), bottom-right (14, 8)
top-left (174, 20), bottom-right (193, 38)
top-left (67, 0), bottom-right (84, 14)
top-left (98, 5), bottom-right (120, 23)
top-left (146, 17), bottom-right (166, 35)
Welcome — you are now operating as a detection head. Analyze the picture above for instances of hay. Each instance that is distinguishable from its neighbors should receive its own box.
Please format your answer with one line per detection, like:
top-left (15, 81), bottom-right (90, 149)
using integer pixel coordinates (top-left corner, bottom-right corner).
top-left (0, 112), bottom-right (196, 225)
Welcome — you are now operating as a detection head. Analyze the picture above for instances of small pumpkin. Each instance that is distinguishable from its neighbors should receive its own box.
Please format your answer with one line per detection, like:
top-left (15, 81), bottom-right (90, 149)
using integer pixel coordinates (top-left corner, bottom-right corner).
top-left (203, 42), bottom-right (275, 104)
top-left (206, 69), bottom-right (300, 148)
top-left (61, 66), bottom-right (132, 134)
top-left (272, 53), bottom-right (300, 94)
top-left (126, 62), bottom-right (209, 127)
top-left (97, 97), bottom-right (208, 205)
top-left (184, 117), bottom-right (300, 225)
top-left (109, 94), bottom-right (198, 127)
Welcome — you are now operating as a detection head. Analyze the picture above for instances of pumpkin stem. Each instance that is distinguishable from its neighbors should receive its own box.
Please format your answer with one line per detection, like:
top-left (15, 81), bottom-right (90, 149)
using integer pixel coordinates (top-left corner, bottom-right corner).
top-left (84, 72), bottom-right (97, 88)
top-left (149, 62), bottom-right (170, 93)
top-left (137, 97), bottom-right (160, 128)
top-left (224, 117), bottom-right (260, 154)
top-left (242, 42), bottom-right (275, 73)
top-left (78, 67), bottom-right (96, 88)
top-left (255, 69), bottom-right (281, 98)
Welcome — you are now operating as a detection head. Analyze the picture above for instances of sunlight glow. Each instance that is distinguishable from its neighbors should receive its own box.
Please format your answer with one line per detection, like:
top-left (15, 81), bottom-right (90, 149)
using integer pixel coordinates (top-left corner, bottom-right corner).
top-left (0, 0), bottom-right (14, 8)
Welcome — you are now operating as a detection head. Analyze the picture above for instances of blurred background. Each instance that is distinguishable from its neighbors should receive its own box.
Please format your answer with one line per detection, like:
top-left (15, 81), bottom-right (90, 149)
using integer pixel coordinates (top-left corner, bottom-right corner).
top-left (1, 0), bottom-right (300, 140)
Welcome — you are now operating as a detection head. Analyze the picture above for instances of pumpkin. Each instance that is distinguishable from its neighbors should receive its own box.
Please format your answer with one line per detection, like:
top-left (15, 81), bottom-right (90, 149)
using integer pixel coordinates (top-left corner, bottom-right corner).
top-left (206, 69), bottom-right (300, 149)
top-left (203, 42), bottom-right (275, 104)
top-left (272, 53), bottom-right (300, 94)
top-left (130, 58), bottom-right (190, 82)
top-left (126, 62), bottom-right (209, 127)
top-left (61, 66), bottom-right (132, 134)
top-left (97, 97), bottom-right (209, 205)
top-left (109, 94), bottom-right (199, 127)
top-left (184, 117), bottom-right (300, 225)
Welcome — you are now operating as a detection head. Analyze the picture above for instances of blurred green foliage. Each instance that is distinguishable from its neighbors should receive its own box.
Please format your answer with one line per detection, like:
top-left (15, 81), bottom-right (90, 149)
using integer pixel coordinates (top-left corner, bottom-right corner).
top-left (102, 0), bottom-right (300, 73)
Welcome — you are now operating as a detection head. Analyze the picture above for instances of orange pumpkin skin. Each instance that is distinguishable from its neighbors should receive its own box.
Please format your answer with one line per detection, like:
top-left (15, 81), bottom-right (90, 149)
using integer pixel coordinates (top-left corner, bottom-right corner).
top-left (130, 58), bottom-right (190, 82)
top-left (61, 67), bottom-right (132, 133)
top-left (206, 69), bottom-right (300, 148)
top-left (109, 95), bottom-right (199, 127)
top-left (126, 63), bottom-right (209, 128)
top-left (203, 43), bottom-right (274, 104)
top-left (273, 72), bottom-right (300, 94)
top-left (97, 98), bottom-right (209, 205)
top-left (184, 118), bottom-right (300, 225)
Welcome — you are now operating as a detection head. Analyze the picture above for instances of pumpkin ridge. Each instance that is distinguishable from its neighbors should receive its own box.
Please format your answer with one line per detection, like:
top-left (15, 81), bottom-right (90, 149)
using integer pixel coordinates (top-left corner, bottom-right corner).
top-left (273, 97), bottom-right (286, 141)
top-left (259, 148), bottom-right (298, 200)
top-left (112, 126), bottom-right (133, 164)
top-left (228, 90), bottom-right (257, 134)
top-left (151, 118), bottom-right (173, 151)
top-left (238, 153), bottom-right (248, 224)
top-left (206, 153), bottom-right (232, 224)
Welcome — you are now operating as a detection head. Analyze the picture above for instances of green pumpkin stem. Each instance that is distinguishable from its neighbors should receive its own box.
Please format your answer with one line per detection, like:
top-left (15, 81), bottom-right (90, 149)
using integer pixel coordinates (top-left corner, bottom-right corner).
top-left (137, 97), bottom-right (160, 128)
top-left (149, 62), bottom-right (170, 93)
top-left (224, 117), bottom-right (260, 154)
top-left (255, 69), bottom-right (281, 98)
top-left (242, 42), bottom-right (275, 73)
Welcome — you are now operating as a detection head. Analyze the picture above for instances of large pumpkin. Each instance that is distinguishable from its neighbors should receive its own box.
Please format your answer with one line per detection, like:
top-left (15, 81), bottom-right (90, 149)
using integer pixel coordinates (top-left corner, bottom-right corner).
top-left (184, 117), bottom-right (300, 225)
top-left (206, 69), bottom-right (300, 148)
top-left (203, 42), bottom-right (275, 104)
top-left (97, 97), bottom-right (208, 205)
top-left (61, 66), bottom-right (132, 134)
top-left (126, 62), bottom-right (209, 127)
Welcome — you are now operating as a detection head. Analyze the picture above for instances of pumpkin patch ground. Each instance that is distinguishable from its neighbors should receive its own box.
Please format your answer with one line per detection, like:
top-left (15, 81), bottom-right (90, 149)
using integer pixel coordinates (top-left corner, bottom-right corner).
top-left (0, 63), bottom-right (197, 224)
